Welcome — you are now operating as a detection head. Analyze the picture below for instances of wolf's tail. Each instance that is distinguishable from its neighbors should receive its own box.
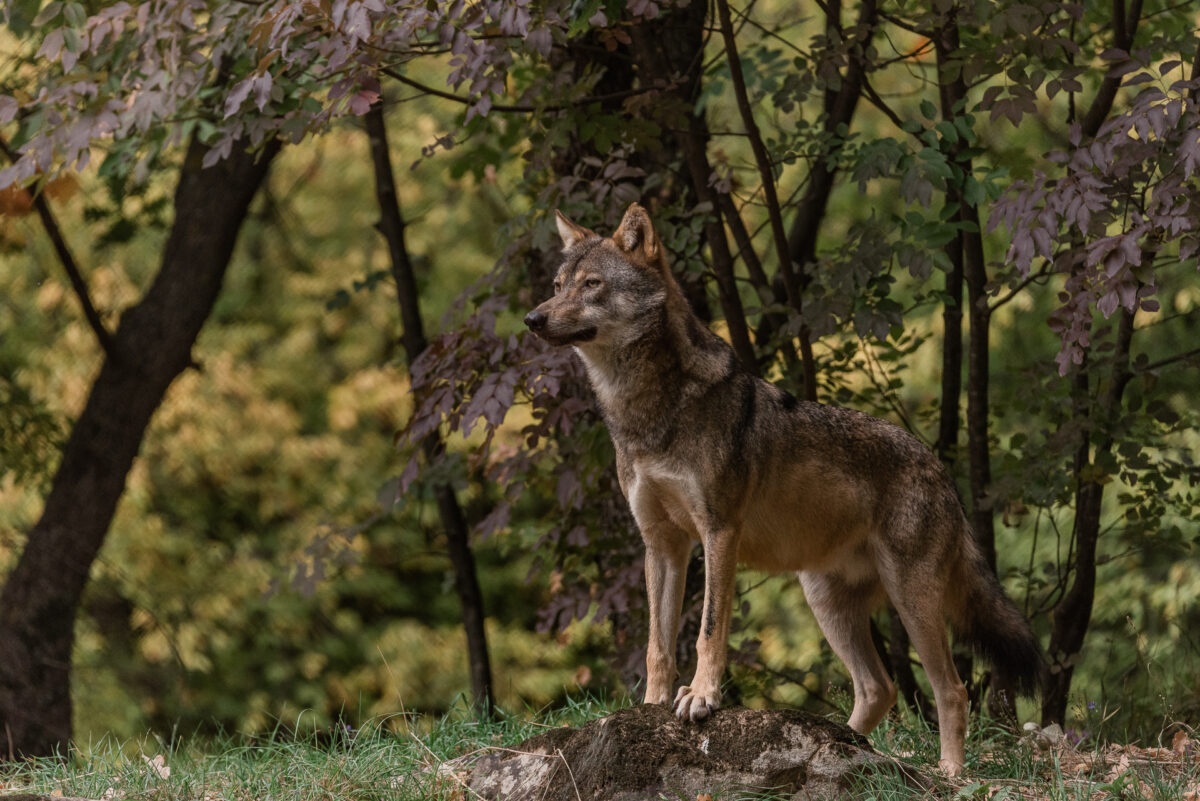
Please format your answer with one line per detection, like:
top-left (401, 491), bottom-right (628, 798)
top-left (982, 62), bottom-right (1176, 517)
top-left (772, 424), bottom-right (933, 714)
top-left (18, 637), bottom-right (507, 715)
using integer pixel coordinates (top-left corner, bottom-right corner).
top-left (946, 533), bottom-right (1045, 698)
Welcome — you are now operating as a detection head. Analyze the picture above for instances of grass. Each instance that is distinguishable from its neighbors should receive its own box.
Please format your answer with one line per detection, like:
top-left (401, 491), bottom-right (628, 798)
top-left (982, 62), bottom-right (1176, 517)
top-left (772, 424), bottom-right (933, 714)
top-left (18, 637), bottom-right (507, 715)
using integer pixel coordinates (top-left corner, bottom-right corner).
top-left (2, 697), bottom-right (1197, 800)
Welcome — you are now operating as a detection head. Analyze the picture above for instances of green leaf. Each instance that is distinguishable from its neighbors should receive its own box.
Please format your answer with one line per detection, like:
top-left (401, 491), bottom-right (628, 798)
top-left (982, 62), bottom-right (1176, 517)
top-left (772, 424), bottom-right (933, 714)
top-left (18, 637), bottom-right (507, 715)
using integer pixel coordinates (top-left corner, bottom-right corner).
top-left (935, 120), bottom-right (959, 144)
top-left (920, 99), bottom-right (937, 120)
top-left (963, 176), bottom-right (985, 207)
top-left (30, 0), bottom-right (62, 26)
top-left (63, 0), bottom-right (85, 27)
top-left (954, 114), bottom-right (975, 142)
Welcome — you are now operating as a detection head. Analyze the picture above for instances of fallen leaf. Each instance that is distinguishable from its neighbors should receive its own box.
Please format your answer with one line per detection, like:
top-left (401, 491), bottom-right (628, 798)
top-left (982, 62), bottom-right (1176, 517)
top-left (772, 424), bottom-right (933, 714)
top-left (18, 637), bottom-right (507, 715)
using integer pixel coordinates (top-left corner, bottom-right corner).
top-left (143, 753), bottom-right (171, 779)
top-left (574, 665), bottom-right (592, 687)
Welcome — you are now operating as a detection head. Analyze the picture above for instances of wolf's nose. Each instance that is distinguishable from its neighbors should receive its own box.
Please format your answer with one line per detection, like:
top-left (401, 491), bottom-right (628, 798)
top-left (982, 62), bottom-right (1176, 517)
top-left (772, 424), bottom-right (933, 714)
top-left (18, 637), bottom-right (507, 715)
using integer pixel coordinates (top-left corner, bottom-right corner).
top-left (524, 310), bottom-right (547, 331)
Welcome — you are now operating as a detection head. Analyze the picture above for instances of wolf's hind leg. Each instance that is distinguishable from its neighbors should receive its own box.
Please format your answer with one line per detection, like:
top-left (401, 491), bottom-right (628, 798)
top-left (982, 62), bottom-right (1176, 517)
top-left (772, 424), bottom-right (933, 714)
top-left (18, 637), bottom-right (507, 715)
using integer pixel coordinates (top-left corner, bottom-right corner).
top-left (800, 571), bottom-right (896, 734)
top-left (642, 522), bottom-right (692, 705)
top-left (882, 578), bottom-right (968, 776)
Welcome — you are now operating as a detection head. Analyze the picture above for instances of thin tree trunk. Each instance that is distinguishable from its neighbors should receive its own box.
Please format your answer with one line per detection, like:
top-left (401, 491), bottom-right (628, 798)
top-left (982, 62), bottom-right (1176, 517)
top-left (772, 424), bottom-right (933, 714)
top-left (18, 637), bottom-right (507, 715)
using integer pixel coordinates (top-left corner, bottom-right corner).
top-left (626, 0), bottom-right (755, 374)
top-left (0, 135), bottom-right (279, 759)
top-left (963, 207), bottom-right (994, 570)
top-left (929, 15), bottom-right (996, 570)
top-left (1039, 7), bottom-right (1146, 723)
top-left (932, 8), bottom-right (995, 715)
top-left (933, 23), bottom-right (964, 467)
top-left (364, 102), bottom-right (494, 714)
top-left (1043, 308), bottom-right (1135, 724)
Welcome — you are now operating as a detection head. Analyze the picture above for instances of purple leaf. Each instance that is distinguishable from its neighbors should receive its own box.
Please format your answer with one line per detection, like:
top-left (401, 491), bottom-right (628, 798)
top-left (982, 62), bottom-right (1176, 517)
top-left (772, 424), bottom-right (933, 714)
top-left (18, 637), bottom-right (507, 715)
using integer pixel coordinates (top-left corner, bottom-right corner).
top-left (223, 76), bottom-right (254, 118)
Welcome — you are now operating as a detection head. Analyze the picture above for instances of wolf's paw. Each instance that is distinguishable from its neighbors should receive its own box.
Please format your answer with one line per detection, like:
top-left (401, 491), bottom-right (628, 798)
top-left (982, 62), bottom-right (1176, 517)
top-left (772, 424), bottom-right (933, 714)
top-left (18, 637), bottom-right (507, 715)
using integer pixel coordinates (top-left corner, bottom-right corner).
top-left (643, 687), bottom-right (672, 706)
top-left (938, 758), bottom-right (964, 777)
top-left (673, 685), bottom-right (720, 721)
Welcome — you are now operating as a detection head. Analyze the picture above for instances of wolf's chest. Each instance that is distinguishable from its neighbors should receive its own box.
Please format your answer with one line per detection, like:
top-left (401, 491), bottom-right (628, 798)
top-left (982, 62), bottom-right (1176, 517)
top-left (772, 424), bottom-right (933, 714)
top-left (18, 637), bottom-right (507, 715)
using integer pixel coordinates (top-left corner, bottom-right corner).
top-left (626, 457), bottom-right (706, 538)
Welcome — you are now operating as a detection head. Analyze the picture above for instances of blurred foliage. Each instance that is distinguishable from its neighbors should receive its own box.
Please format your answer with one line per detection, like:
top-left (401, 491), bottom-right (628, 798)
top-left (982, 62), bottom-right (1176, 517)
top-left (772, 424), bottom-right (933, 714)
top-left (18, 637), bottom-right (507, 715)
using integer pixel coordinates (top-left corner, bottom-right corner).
top-left (0, 116), bottom-right (609, 741)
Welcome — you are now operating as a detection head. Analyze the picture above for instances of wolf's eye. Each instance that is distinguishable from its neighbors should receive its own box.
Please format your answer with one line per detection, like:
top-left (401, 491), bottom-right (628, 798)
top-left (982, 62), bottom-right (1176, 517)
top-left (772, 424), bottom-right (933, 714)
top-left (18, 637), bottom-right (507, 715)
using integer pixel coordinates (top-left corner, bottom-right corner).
top-left (553, 280), bottom-right (562, 293)
top-left (584, 278), bottom-right (602, 289)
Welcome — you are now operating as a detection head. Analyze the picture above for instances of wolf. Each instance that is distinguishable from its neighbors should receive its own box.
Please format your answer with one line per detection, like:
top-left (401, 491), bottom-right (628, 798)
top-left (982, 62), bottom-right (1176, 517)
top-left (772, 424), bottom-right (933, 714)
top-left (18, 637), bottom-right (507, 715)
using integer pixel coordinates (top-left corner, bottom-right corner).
top-left (523, 202), bottom-right (1042, 774)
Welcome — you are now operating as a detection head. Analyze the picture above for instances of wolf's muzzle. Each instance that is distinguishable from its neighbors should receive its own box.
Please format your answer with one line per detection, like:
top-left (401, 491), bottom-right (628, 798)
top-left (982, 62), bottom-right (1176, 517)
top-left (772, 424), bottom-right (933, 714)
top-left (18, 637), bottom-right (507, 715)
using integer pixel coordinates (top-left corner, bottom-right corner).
top-left (524, 310), bottom-right (548, 331)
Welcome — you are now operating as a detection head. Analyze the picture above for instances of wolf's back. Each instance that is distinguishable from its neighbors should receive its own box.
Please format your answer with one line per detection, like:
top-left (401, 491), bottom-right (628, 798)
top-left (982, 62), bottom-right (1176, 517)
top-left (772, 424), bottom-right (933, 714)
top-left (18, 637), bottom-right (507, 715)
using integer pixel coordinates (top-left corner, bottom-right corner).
top-left (947, 534), bottom-right (1044, 698)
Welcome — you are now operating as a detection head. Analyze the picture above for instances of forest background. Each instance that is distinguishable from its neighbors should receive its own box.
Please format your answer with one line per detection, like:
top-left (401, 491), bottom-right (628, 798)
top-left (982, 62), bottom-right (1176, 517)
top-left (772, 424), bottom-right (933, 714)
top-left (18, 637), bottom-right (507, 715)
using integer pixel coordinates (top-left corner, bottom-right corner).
top-left (0, 0), bottom-right (1198, 762)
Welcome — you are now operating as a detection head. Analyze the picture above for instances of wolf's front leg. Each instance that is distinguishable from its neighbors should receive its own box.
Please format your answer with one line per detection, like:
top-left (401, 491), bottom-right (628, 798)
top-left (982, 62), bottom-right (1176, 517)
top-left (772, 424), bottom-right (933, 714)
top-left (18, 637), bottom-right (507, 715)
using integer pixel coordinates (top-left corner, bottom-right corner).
top-left (674, 528), bottom-right (738, 721)
top-left (641, 524), bottom-right (691, 705)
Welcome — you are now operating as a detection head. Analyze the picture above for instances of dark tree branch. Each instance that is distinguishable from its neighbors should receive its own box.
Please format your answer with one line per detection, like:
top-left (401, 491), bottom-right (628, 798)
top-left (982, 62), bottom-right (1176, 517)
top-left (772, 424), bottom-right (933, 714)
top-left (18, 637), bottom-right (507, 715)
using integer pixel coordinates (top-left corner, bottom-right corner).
top-left (380, 67), bottom-right (667, 114)
top-left (715, 0), bottom-right (820, 395)
top-left (1080, 0), bottom-right (1144, 138)
top-left (1043, 306), bottom-right (1135, 724)
top-left (860, 75), bottom-right (910, 135)
top-left (1137, 346), bottom-right (1200, 372)
top-left (783, 0), bottom-right (880, 400)
top-left (713, 0), bottom-right (803, 317)
top-left (0, 137), bottom-right (117, 361)
top-left (989, 263), bottom-right (1055, 312)
top-left (715, 193), bottom-right (771, 293)
top-left (676, 104), bottom-right (759, 372)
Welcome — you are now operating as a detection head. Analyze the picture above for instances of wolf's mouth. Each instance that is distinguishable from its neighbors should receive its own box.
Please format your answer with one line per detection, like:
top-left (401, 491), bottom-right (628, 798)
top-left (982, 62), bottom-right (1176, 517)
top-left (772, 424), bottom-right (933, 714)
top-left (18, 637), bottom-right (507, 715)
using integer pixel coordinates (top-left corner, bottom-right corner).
top-left (539, 326), bottom-right (598, 346)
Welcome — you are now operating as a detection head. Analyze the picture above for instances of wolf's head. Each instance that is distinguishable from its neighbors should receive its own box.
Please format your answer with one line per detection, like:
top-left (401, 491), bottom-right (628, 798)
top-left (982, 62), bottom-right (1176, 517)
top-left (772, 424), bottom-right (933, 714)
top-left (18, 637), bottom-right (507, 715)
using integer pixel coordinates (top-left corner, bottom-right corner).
top-left (524, 203), bottom-right (673, 350)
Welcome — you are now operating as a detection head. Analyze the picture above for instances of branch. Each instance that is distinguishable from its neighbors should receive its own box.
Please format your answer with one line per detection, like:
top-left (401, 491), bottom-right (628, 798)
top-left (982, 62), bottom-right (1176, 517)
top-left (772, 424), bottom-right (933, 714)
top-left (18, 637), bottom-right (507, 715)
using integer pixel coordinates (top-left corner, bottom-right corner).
top-left (860, 74), bottom-right (910, 135)
top-left (988, 262), bottom-right (1055, 312)
top-left (380, 67), bottom-right (663, 114)
top-left (1080, 0), bottom-right (1144, 137)
top-left (715, 0), bottom-right (817, 395)
top-left (1136, 346), bottom-right (1200, 372)
top-left (0, 137), bottom-right (117, 361)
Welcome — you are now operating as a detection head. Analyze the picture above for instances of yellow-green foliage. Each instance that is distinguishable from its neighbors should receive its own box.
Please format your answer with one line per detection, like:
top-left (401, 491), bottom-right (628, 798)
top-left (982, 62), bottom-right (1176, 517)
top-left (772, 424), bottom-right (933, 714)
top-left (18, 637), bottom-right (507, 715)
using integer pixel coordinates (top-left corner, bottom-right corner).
top-left (0, 112), bottom-right (599, 741)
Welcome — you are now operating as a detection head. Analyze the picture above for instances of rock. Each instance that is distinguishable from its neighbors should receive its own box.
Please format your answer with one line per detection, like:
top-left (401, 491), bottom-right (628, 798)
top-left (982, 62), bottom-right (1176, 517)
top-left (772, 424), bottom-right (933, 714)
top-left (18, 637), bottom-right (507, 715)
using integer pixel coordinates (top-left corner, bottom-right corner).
top-left (451, 704), bottom-right (886, 800)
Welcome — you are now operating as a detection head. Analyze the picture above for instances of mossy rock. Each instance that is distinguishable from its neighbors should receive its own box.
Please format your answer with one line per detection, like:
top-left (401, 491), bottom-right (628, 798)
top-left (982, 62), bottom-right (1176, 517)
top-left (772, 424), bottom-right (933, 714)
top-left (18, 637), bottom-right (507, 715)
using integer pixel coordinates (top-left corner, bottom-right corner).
top-left (452, 704), bottom-right (887, 800)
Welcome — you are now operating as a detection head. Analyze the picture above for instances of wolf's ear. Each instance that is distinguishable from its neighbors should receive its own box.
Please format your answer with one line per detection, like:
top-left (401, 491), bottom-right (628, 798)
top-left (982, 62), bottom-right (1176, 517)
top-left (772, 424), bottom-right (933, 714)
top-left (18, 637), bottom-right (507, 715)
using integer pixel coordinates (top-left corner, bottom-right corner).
top-left (613, 203), bottom-right (659, 263)
top-left (555, 210), bottom-right (595, 250)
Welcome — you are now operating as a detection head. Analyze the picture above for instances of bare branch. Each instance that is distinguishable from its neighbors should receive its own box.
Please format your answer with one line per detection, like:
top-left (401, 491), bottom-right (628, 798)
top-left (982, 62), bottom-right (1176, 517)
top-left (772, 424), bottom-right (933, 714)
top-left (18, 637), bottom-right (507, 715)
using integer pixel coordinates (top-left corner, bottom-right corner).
top-left (989, 262), bottom-right (1055, 312)
top-left (1080, 0), bottom-right (1144, 137)
top-left (380, 67), bottom-right (665, 113)
top-left (715, 0), bottom-right (823, 396)
top-left (1136, 346), bottom-right (1200, 372)
top-left (0, 137), bottom-right (117, 361)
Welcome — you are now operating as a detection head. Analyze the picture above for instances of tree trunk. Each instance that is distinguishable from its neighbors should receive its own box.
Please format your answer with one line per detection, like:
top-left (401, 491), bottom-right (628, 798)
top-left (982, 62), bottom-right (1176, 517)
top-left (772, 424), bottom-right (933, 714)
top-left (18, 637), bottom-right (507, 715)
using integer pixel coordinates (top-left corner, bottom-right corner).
top-left (628, 3), bottom-right (758, 376)
top-left (963, 215), bottom-right (994, 569)
top-left (782, 0), bottom-right (878, 401)
top-left (932, 9), bottom-right (999, 713)
top-left (933, 20), bottom-right (965, 468)
top-left (0, 136), bottom-right (279, 759)
top-left (364, 102), bottom-right (494, 714)
top-left (1043, 308), bottom-right (1135, 724)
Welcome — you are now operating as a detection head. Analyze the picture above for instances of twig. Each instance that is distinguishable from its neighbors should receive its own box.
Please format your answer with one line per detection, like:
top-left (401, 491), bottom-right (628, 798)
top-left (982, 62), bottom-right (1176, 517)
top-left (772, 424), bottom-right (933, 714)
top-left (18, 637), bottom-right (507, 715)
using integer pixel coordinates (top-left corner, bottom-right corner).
top-left (714, 0), bottom-right (811, 392)
top-left (861, 74), bottom-right (911, 135)
top-left (555, 747), bottom-right (583, 801)
top-left (380, 67), bottom-right (666, 114)
top-left (990, 262), bottom-right (1055, 312)
top-left (1136, 346), bottom-right (1200, 372)
top-left (0, 137), bottom-right (118, 361)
